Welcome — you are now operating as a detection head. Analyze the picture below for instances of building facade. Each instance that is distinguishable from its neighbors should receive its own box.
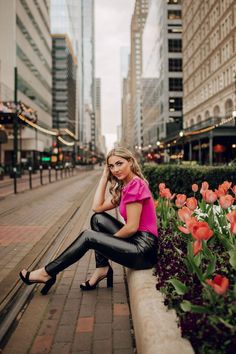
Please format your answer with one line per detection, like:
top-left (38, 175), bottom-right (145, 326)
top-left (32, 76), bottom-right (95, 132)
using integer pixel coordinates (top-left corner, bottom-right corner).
top-left (142, 0), bottom-right (183, 150)
top-left (182, 0), bottom-right (236, 164)
top-left (0, 0), bottom-right (52, 168)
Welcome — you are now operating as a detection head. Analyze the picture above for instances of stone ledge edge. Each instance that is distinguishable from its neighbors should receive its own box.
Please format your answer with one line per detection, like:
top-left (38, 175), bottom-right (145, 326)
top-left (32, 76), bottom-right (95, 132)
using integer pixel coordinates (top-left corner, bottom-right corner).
top-left (125, 268), bottom-right (195, 354)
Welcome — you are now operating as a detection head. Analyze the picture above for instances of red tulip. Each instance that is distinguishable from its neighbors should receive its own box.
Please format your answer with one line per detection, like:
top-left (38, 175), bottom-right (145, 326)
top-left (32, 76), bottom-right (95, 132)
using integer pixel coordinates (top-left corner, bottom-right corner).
top-left (191, 221), bottom-right (213, 241)
top-left (192, 184), bottom-right (198, 192)
top-left (193, 240), bottom-right (202, 256)
top-left (202, 190), bottom-right (218, 204)
top-left (186, 197), bottom-right (198, 211)
top-left (178, 216), bottom-right (198, 234)
top-left (219, 195), bottom-right (234, 209)
top-left (175, 194), bottom-right (187, 208)
top-left (206, 275), bottom-right (229, 295)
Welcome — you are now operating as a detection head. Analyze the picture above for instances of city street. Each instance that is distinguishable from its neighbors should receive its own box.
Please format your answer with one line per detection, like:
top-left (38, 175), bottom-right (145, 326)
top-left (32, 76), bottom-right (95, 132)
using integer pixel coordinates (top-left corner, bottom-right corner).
top-left (0, 168), bottom-right (134, 354)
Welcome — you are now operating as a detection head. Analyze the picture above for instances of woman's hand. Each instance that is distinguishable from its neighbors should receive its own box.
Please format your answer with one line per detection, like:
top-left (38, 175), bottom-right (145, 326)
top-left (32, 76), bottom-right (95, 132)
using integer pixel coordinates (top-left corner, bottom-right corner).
top-left (101, 165), bottom-right (110, 181)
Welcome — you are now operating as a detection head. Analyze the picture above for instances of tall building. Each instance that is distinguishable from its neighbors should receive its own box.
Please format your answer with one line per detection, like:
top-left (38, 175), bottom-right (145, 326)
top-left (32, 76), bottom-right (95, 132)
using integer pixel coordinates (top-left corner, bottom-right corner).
top-left (52, 34), bottom-right (77, 134)
top-left (0, 0), bottom-right (52, 168)
top-left (95, 78), bottom-right (105, 155)
top-left (182, 0), bottom-right (236, 164)
top-left (142, 0), bottom-right (183, 150)
top-left (129, 0), bottom-right (149, 149)
top-left (121, 68), bottom-right (132, 149)
top-left (80, 0), bottom-right (95, 148)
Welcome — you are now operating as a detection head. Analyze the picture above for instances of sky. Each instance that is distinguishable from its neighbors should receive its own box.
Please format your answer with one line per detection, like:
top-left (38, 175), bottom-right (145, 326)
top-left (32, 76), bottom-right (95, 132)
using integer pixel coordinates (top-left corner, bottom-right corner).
top-left (95, 0), bottom-right (135, 151)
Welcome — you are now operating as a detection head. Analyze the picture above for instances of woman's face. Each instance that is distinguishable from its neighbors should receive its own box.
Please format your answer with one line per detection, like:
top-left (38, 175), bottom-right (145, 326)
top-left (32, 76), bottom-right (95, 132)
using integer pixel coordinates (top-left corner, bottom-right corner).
top-left (107, 155), bottom-right (133, 181)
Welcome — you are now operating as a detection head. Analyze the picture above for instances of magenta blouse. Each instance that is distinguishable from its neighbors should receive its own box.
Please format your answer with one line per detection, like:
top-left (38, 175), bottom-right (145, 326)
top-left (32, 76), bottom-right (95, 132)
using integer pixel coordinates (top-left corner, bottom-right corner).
top-left (119, 177), bottom-right (158, 237)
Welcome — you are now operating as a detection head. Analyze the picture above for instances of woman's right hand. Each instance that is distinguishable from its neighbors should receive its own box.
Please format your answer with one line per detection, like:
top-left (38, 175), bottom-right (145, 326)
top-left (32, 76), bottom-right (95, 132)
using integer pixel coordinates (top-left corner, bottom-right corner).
top-left (101, 165), bottom-right (110, 181)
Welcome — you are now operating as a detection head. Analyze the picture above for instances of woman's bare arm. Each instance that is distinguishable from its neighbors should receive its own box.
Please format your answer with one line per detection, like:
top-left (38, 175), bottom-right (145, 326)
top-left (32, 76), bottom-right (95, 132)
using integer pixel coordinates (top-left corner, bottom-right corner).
top-left (92, 167), bottom-right (115, 212)
top-left (114, 202), bottom-right (142, 238)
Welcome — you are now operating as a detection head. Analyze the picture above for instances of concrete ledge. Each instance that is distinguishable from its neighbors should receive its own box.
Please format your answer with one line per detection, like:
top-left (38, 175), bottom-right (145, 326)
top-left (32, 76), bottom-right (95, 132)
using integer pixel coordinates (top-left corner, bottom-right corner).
top-left (126, 268), bottom-right (194, 354)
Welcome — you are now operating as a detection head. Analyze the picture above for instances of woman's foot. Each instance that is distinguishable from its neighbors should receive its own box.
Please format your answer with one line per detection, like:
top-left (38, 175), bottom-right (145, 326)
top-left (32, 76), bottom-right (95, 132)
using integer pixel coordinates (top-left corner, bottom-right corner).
top-left (80, 265), bottom-right (113, 290)
top-left (20, 268), bottom-right (51, 283)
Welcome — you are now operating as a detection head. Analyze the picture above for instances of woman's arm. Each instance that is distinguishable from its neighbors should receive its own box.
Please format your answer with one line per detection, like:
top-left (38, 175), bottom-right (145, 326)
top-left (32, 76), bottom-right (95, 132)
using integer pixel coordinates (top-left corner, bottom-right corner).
top-left (92, 167), bottom-right (115, 213)
top-left (114, 202), bottom-right (142, 238)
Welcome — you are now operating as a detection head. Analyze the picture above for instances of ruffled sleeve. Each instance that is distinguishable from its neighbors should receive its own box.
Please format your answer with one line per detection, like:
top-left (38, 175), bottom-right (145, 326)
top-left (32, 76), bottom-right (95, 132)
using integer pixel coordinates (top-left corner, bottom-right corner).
top-left (122, 178), bottom-right (151, 205)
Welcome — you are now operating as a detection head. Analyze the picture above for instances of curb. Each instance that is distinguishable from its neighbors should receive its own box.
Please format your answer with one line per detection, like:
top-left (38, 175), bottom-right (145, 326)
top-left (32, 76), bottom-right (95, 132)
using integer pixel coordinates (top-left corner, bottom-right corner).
top-left (126, 268), bottom-right (195, 354)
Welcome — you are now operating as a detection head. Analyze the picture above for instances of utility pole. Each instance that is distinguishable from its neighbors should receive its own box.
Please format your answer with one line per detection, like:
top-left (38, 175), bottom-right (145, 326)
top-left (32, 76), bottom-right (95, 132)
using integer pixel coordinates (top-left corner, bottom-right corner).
top-left (13, 67), bottom-right (18, 193)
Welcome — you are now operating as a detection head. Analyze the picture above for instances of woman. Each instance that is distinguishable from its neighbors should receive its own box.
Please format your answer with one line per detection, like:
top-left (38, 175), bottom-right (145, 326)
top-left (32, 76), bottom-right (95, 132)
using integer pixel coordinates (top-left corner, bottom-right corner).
top-left (20, 147), bottom-right (158, 294)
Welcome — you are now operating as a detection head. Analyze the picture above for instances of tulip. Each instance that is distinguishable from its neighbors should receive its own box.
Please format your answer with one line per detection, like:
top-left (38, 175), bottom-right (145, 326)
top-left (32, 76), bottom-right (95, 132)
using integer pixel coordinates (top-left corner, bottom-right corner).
top-left (192, 184), bottom-right (198, 193)
top-left (215, 186), bottom-right (227, 198)
top-left (175, 194), bottom-right (187, 208)
top-left (159, 183), bottom-right (166, 191)
top-left (186, 197), bottom-right (198, 211)
top-left (220, 181), bottom-right (232, 192)
top-left (154, 200), bottom-right (159, 208)
top-left (231, 185), bottom-right (236, 195)
top-left (160, 187), bottom-right (172, 199)
top-left (205, 275), bottom-right (229, 295)
top-left (219, 195), bottom-right (234, 209)
top-left (178, 207), bottom-right (193, 223)
top-left (191, 221), bottom-right (213, 241)
top-left (226, 210), bottom-right (236, 234)
top-left (202, 190), bottom-right (218, 204)
top-left (193, 240), bottom-right (202, 256)
top-left (178, 216), bottom-right (198, 234)
top-left (200, 181), bottom-right (209, 194)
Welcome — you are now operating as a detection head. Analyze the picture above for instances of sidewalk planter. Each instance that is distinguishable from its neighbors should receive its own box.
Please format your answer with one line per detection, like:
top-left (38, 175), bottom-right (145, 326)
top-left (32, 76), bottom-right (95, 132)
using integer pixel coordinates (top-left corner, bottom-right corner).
top-left (126, 268), bottom-right (194, 354)
top-left (152, 180), bottom-right (236, 353)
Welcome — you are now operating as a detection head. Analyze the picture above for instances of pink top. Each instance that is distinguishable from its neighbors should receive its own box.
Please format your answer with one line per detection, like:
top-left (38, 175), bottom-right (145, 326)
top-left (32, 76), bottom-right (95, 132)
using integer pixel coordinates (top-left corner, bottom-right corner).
top-left (119, 177), bottom-right (158, 237)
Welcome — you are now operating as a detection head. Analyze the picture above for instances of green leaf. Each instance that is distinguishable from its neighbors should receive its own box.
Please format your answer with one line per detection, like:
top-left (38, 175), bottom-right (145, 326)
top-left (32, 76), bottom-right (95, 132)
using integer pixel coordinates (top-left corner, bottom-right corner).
top-left (203, 255), bottom-right (216, 279)
top-left (174, 246), bottom-right (183, 256)
top-left (167, 278), bottom-right (188, 295)
top-left (180, 300), bottom-right (192, 312)
top-left (190, 304), bottom-right (211, 314)
top-left (229, 249), bottom-right (236, 270)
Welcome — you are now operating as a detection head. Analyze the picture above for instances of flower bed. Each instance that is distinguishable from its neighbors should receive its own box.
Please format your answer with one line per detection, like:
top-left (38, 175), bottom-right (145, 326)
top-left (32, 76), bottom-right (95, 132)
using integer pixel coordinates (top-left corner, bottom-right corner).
top-left (154, 181), bottom-right (236, 354)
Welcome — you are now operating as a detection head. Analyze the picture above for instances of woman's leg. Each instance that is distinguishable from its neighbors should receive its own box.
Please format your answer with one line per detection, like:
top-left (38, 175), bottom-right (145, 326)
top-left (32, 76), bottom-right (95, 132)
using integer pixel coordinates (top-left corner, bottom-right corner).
top-left (45, 229), bottom-right (156, 277)
top-left (90, 212), bottom-right (124, 268)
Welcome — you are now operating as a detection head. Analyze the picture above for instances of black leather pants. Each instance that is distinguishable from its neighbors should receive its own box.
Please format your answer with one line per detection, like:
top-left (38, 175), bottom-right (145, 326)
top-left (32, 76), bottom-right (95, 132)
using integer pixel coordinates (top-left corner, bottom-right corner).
top-left (45, 212), bottom-right (158, 277)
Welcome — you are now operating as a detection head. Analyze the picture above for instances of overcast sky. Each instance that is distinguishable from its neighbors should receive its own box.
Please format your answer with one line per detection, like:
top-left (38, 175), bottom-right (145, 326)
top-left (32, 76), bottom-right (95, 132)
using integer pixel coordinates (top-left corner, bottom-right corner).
top-left (95, 0), bottom-right (135, 151)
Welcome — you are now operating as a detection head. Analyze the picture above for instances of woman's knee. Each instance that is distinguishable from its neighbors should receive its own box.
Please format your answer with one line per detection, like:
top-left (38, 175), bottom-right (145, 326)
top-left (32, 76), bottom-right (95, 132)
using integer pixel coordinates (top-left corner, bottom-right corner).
top-left (90, 212), bottom-right (106, 231)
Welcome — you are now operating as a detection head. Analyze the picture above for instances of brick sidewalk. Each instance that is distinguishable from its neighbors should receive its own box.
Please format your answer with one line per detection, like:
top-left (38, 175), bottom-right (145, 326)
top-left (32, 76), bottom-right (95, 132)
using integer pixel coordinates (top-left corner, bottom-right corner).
top-left (1, 171), bottom-right (135, 354)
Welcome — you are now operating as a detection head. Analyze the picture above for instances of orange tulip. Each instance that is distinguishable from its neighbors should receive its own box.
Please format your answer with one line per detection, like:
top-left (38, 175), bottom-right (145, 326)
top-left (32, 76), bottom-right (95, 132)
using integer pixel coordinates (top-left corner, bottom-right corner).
top-left (178, 216), bottom-right (198, 234)
top-left (159, 183), bottom-right (166, 191)
top-left (154, 200), bottom-right (159, 208)
top-left (193, 240), bottom-right (202, 256)
top-left (231, 185), bottom-right (236, 195)
top-left (215, 186), bottom-right (227, 198)
top-left (191, 221), bottom-right (213, 241)
top-left (220, 181), bottom-right (232, 192)
top-left (200, 181), bottom-right (209, 194)
top-left (206, 275), bottom-right (229, 295)
top-left (219, 195), bottom-right (234, 209)
top-left (202, 190), bottom-right (218, 204)
top-left (186, 197), bottom-right (198, 211)
top-left (226, 210), bottom-right (236, 234)
top-left (192, 184), bottom-right (198, 193)
top-left (175, 194), bottom-right (187, 208)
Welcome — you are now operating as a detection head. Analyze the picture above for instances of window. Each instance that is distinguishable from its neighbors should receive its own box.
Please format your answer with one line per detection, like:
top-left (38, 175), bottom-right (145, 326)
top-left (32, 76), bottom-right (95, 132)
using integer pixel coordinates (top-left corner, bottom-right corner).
top-left (169, 78), bottom-right (183, 91)
top-left (168, 10), bottom-right (181, 20)
top-left (169, 58), bottom-right (182, 71)
top-left (169, 97), bottom-right (182, 111)
top-left (168, 39), bottom-right (182, 52)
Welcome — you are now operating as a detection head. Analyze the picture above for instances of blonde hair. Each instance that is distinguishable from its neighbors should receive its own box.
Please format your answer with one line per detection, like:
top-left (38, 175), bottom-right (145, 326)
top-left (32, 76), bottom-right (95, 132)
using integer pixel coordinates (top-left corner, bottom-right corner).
top-left (106, 147), bottom-right (147, 206)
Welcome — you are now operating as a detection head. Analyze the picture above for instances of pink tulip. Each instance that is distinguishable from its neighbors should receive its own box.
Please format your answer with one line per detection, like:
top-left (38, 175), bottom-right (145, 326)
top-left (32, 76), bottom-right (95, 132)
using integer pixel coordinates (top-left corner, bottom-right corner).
top-left (186, 197), bottom-right (198, 211)
top-left (206, 275), bottom-right (229, 295)
top-left (226, 210), bottom-right (236, 234)
top-left (178, 207), bottom-right (193, 223)
top-left (191, 221), bottom-right (214, 241)
top-left (192, 184), bottom-right (198, 193)
top-left (200, 181), bottom-right (209, 194)
top-left (215, 186), bottom-right (227, 198)
top-left (231, 185), bottom-right (236, 195)
top-left (202, 190), bottom-right (218, 204)
top-left (219, 195), bottom-right (234, 209)
top-left (175, 194), bottom-right (187, 208)
top-left (159, 183), bottom-right (166, 191)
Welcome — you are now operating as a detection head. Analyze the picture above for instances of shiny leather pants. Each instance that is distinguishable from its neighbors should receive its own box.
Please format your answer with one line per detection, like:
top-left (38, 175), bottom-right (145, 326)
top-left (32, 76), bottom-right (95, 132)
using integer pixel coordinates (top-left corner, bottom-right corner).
top-left (45, 212), bottom-right (158, 277)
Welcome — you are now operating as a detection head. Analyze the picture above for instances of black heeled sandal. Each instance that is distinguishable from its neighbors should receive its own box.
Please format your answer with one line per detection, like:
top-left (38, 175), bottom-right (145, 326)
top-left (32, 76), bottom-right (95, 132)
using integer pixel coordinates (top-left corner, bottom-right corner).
top-left (80, 265), bottom-right (113, 291)
top-left (19, 271), bottom-right (56, 295)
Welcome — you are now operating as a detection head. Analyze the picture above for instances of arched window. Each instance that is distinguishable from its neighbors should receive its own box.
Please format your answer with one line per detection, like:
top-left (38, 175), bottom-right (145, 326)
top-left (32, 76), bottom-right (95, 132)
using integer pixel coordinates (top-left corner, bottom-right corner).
top-left (197, 115), bottom-right (201, 123)
top-left (190, 118), bottom-right (195, 127)
top-left (213, 105), bottom-right (220, 117)
top-left (225, 98), bottom-right (233, 118)
top-left (205, 110), bottom-right (210, 119)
